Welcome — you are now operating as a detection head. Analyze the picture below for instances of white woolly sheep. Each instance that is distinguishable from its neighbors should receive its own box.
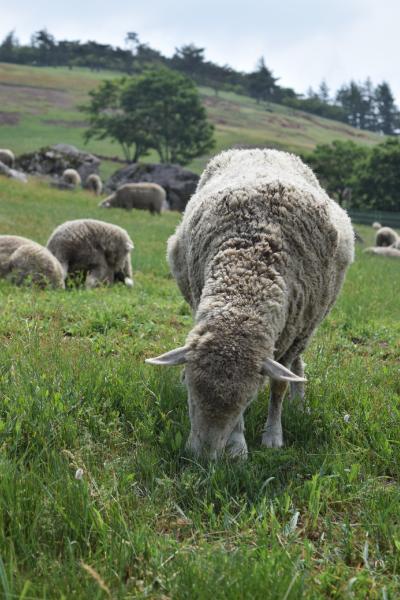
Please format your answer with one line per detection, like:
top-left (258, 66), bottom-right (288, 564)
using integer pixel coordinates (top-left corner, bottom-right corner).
top-left (85, 173), bottom-right (103, 196)
top-left (63, 168), bottom-right (81, 187)
top-left (146, 149), bottom-right (354, 459)
top-left (100, 183), bottom-right (167, 214)
top-left (0, 235), bottom-right (65, 288)
top-left (0, 149), bottom-right (15, 168)
top-left (364, 246), bottom-right (400, 258)
top-left (375, 226), bottom-right (400, 248)
top-left (372, 222), bottom-right (382, 230)
top-left (46, 219), bottom-right (134, 289)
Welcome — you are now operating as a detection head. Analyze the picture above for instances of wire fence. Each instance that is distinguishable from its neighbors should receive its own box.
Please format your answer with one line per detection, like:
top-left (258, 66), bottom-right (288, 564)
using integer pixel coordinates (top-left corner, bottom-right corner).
top-left (348, 210), bottom-right (400, 228)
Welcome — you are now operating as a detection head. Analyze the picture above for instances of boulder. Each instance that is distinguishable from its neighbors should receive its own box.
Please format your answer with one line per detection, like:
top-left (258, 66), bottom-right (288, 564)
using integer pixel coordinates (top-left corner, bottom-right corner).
top-left (16, 144), bottom-right (100, 182)
top-left (0, 160), bottom-right (28, 183)
top-left (105, 163), bottom-right (199, 211)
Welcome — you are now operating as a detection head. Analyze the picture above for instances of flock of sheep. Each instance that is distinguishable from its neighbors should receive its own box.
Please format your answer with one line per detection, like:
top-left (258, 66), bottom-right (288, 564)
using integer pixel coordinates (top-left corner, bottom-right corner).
top-left (0, 220), bottom-right (134, 290)
top-left (0, 145), bottom-right (398, 459)
top-left (60, 167), bottom-right (167, 214)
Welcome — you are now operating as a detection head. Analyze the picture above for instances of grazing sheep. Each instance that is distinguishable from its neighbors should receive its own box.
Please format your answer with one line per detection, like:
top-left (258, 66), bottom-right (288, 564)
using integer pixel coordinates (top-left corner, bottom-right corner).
top-left (372, 222), bottom-right (382, 230)
top-left (46, 219), bottom-right (134, 289)
top-left (63, 168), bottom-right (81, 187)
top-left (100, 183), bottom-right (167, 214)
top-left (146, 149), bottom-right (354, 459)
top-left (0, 235), bottom-right (65, 288)
top-left (85, 173), bottom-right (103, 196)
top-left (0, 149), bottom-right (15, 168)
top-left (364, 246), bottom-right (400, 258)
top-left (375, 226), bottom-right (399, 248)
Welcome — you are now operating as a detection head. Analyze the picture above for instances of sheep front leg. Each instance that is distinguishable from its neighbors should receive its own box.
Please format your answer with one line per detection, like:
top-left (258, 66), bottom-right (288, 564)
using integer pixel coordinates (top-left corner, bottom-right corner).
top-left (262, 379), bottom-right (288, 448)
top-left (226, 414), bottom-right (248, 458)
top-left (289, 356), bottom-right (305, 404)
top-left (85, 264), bottom-right (113, 289)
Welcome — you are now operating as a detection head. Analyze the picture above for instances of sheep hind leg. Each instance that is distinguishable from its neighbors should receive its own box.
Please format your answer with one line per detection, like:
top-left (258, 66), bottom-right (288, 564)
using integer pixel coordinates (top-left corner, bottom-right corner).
top-left (262, 379), bottom-right (288, 448)
top-left (225, 415), bottom-right (248, 458)
top-left (289, 356), bottom-right (309, 412)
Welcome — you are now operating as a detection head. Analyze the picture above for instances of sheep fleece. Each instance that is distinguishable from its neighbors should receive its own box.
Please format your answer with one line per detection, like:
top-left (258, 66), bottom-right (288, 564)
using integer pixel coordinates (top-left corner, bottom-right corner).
top-left (46, 219), bottom-right (133, 285)
top-left (100, 183), bottom-right (166, 213)
top-left (168, 149), bottom-right (354, 429)
top-left (0, 235), bottom-right (64, 288)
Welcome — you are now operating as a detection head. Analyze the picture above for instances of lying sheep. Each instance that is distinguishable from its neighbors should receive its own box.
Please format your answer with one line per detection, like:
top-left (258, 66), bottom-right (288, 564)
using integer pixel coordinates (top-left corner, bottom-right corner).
top-left (100, 183), bottom-right (166, 214)
top-left (0, 149), bottom-right (15, 168)
top-left (85, 173), bottom-right (102, 196)
top-left (375, 226), bottom-right (400, 248)
top-left (372, 222), bottom-right (382, 230)
top-left (0, 235), bottom-right (65, 288)
top-left (146, 149), bottom-right (354, 459)
top-left (46, 219), bottom-right (134, 289)
top-left (63, 168), bottom-right (81, 187)
top-left (364, 246), bottom-right (400, 258)
top-left (0, 161), bottom-right (27, 183)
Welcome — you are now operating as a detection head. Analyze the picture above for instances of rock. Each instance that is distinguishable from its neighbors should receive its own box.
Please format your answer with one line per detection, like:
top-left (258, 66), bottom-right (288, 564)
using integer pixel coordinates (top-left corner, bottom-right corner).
top-left (105, 163), bottom-right (199, 211)
top-left (0, 160), bottom-right (28, 183)
top-left (16, 144), bottom-right (100, 182)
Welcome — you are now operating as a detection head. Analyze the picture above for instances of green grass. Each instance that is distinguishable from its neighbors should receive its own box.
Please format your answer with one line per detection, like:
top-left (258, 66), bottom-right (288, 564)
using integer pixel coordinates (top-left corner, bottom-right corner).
top-left (0, 63), bottom-right (382, 178)
top-left (0, 179), bottom-right (399, 598)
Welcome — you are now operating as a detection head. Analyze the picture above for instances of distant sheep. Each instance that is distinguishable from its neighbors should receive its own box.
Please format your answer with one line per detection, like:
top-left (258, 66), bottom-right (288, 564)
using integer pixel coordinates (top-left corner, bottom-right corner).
top-left (0, 149), bottom-right (15, 168)
top-left (375, 226), bottom-right (400, 248)
top-left (146, 148), bottom-right (354, 459)
top-left (0, 235), bottom-right (65, 288)
top-left (372, 222), bottom-right (382, 230)
top-left (364, 246), bottom-right (400, 258)
top-left (46, 219), bottom-right (134, 289)
top-left (100, 183), bottom-right (167, 214)
top-left (63, 168), bottom-right (81, 187)
top-left (86, 173), bottom-right (102, 196)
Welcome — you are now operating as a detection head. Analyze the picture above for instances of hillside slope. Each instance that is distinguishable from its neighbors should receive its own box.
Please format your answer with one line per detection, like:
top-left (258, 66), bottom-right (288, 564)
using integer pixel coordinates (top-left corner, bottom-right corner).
top-left (0, 62), bottom-right (381, 175)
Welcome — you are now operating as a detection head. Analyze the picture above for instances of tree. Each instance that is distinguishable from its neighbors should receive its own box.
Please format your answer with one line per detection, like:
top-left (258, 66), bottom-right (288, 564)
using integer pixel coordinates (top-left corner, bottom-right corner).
top-left (0, 31), bottom-right (19, 63)
top-left (31, 29), bottom-right (56, 66)
top-left (352, 138), bottom-right (400, 210)
top-left (305, 140), bottom-right (369, 205)
top-left (82, 68), bottom-right (215, 164)
top-left (171, 44), bottom-right (206, 82)
top-left (247, 57), bottom-right (279, 103)
top-left (375, 82), bottom-right (399, 134)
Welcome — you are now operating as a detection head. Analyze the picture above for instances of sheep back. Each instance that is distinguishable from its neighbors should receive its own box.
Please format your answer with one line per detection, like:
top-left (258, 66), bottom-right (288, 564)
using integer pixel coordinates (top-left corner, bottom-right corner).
top-left (100, 183), bottom-right (166, 214)
top-left (375, 226), bottom-right (399, 247)
top-left (0, 149), bottom-right (15, 168)
top-left (85, 173), bottom-right (102, 196)
top-left (63, 168), bottom-right (81, 187)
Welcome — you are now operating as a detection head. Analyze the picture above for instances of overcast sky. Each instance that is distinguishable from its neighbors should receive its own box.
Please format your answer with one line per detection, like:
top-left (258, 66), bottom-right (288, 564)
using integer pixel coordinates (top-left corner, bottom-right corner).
top-left (2, 0), bottom-right (400, 101)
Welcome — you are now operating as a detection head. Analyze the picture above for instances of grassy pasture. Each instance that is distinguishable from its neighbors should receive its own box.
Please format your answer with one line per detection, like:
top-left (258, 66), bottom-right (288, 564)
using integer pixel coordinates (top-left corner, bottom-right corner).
top-left (0, 178), bottom-right (399, 598)
top-left (0, 62), bottom-right (381, 178)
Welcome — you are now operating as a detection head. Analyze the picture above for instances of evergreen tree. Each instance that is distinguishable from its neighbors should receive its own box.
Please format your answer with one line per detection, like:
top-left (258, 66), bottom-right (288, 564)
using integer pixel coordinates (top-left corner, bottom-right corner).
top-left (247, 57), bottom-right (279, 103)
top-left (375, 82), bottom-right (399, 134)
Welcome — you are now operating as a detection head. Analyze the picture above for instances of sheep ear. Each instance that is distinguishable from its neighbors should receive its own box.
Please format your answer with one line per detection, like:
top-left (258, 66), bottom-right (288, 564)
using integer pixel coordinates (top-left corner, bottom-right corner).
top-left (145, 346), bottom-right (189, 366)
top-left (261, 358), bottom-right (306, 382)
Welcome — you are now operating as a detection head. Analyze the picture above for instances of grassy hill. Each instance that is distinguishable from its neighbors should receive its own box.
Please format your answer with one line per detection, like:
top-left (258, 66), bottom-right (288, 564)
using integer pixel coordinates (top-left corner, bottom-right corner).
top-left (0, 62), bottom-right (382, 177)
top-left (0, 179), bottom-right (399, 597)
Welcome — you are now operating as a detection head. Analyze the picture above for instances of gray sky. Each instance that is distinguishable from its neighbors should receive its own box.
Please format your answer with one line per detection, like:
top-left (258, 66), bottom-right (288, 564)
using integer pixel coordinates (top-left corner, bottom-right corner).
top-left (2, 0), bottom-right (400, 102)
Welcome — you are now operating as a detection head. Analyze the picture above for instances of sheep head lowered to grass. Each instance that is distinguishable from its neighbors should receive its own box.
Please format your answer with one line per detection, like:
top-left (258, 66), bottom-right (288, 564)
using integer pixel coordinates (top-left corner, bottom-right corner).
top-left (146, 149), bottom-right (354, 459)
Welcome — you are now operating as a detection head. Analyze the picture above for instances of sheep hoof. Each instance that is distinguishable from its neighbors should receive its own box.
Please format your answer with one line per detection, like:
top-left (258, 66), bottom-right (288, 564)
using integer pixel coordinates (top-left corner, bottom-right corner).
top-left (262, 429), bottom-right (283, 448)
top-left (124, 277), bottom-right (134, 288)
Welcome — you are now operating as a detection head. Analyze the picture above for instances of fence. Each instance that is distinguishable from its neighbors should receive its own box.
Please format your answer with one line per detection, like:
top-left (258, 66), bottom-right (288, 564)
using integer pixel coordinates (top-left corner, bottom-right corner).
top-left (348, 209), bottom-right (400, 228)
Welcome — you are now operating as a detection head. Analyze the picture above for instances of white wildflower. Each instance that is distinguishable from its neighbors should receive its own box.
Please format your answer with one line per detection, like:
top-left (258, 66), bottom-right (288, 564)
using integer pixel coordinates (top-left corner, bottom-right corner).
top-left (75, 468), bottom-right (84, 480)
top-left (343, 414), bottom-right (350, 423)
